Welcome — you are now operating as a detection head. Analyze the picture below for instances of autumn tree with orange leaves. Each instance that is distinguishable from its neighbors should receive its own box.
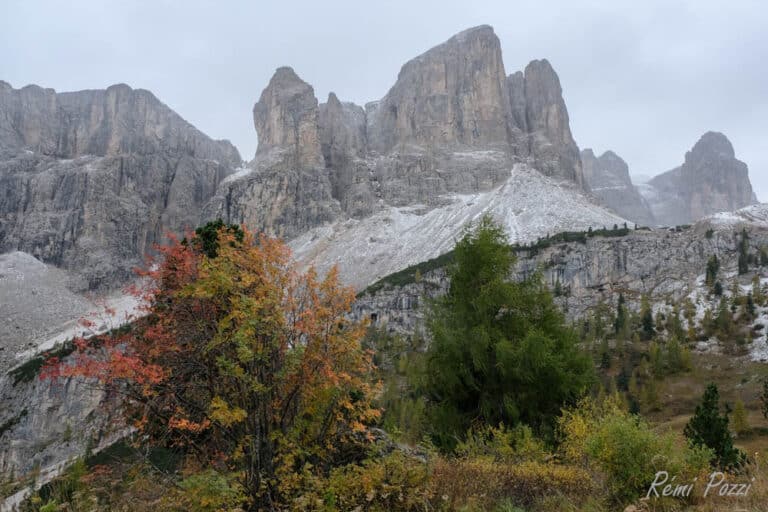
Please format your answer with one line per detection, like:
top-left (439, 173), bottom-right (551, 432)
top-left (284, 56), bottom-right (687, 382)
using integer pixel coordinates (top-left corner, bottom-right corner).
top-left (44, 223), bottom-right (380, 510)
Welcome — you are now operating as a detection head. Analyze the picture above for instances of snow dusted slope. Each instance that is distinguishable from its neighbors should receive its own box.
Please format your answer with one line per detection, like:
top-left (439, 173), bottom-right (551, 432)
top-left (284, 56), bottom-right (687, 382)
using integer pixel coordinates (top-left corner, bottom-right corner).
top-left (290, 165), bottom-right (630, 289)
top-left (703, 203), bottom-right (768, 228)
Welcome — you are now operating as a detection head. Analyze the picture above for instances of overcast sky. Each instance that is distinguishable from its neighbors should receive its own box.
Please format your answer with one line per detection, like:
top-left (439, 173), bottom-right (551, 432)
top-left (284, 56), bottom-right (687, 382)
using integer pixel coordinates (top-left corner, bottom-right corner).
top-left (2, 0), bottom-right (766, 199)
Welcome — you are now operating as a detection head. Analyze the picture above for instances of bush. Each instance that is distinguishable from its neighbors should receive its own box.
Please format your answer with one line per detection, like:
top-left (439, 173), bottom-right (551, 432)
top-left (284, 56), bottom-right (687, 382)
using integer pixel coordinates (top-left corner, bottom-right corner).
top-left (430, 458), bottom-right (595, 510)
top-left (301, 452), bottom-right (432, 512)
top-left (455, 424), bottom-right (549, 463)
top-left (559, 397), bottom-right (712, 504)
top-left (164, 470), bottom-right (246, 512)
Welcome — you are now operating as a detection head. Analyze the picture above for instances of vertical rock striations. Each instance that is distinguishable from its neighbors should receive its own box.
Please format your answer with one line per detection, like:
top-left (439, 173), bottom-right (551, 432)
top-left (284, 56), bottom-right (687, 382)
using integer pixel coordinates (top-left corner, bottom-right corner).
top-left (367, 25), bottom-right (512, 153)
top-left (581, 148), bottom-right (654, 226)
top-left (0, 82), bottom-right (241, 289)
top-left (641, 132), bottom-right (756, 226)
top-left (519, 59), bottom-right (584, 186)
top-left (252, 67), bottom-right (324, 170)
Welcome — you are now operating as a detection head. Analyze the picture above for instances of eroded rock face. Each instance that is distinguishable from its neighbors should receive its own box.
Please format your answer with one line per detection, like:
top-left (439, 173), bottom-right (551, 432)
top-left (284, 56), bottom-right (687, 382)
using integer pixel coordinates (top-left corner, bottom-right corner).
top-left (642, 132), bottom-right (756, 226)
top-left (367, 25), bottom-right (512, 153)
top-left (252, 67), bottom-right (324, 171)
top-left (0, 82), bottom-right (240, 164)
top-left (520, 59), bottom-right (584, 186)
top-left (0, 82), bottom-right (241, 290)
top-left (241, 26), bottom-right (588, 226)
top-left (581, 149), bottom-right (655, 226)
top-left (354, 212), bottom-right (768, 333)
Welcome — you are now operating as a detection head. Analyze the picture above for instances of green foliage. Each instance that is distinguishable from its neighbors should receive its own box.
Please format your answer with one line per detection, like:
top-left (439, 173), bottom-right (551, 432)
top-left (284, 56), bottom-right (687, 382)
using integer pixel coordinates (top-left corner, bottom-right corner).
top-left (613, 293), bottom-right (627, 335)
top-left (705, 254), bottom-right (720, 288)
top-left (422, 216), bottom-right (593, 451)
top-left (455, 424), bottom-right (549, 463)
top-left (640, 296), bottom-right (655, 340)
top-left (362, 250), bottom-right (454, 296)
top-left (363, 328), bottom-right (428, 444)
top-left (684, 383), bottom-right (746, 470)
top-left (314, 451), bottom-right (432, 511)
top-left (761, 378), bottom-right (768, 419)
top-left (190, 218), bottom-right (244, 258)
top-left (738, 228), bottom-right (750, 275)
top-left (173, 470), bottom-right (246, 512)
top-left (559, 397), bottom-right (712, 504)
top-left (731, 399), bottom-right (750, 436)
top-left (8, 342), bottom-right (75, 386)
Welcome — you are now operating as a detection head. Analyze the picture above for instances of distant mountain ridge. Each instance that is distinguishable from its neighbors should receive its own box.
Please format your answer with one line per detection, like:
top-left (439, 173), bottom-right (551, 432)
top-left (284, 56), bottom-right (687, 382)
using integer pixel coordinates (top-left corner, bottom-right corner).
top-left (582, 132), bottom-right (756, 227)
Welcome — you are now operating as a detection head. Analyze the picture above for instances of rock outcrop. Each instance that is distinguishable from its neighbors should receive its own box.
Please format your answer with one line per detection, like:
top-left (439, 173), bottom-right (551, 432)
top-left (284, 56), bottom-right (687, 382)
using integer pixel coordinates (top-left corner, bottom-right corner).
top-left (353, 206), bottom-right (768, 332)
top-left (0, 82), bottom-right (241, 289)
top-left (640, 132), bottom-right (756, 226)
top-left (367, 25), bottom-right (512, 153)
top-left (252, 67), bottom-right (324, 171)
top-left (203, 68), bottom-right (342, 238)
top-left (0, 81), bottom-right (240, 164)
top-left (518, 59), bottom-right (584, 186)
top-left (581, 149), bottom-right (655, 226)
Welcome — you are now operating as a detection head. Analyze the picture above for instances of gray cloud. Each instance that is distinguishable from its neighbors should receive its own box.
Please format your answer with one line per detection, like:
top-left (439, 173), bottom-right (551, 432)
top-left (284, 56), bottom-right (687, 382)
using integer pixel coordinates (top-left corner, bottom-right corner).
top-left (1, 0), bottom-right (765, 198)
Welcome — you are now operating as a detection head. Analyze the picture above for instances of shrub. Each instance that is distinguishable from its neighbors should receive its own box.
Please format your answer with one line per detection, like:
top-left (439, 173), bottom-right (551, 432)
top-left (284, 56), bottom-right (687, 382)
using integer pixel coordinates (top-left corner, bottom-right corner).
top-left (430, 458), bottom-right (595, 510)
top-left (164, 470), bottom-right (246, 512)
top-left (310, 452), bottom-right (432, 512)
top-left (559, 397), bottom-right (712, 504)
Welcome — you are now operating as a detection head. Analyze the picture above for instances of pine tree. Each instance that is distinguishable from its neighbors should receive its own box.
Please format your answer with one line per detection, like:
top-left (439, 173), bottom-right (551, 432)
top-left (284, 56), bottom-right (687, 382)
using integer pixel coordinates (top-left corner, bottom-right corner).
top-left (713, 281), bottom-right (723, 296)
top-left (684, 383), bottom-right (746, 469)
top-left (738, 229), bottom-right (750, 275)
top-left (747, 293), bottom-right (756, 319)
top-left (706, 255), bottom-right (720, 288)
top-left (614, 293), bottom-right (627, 335)
top-left (752, 274), bottom-right (764, 305)
top-left (640, 296), bottom-right (655, 340)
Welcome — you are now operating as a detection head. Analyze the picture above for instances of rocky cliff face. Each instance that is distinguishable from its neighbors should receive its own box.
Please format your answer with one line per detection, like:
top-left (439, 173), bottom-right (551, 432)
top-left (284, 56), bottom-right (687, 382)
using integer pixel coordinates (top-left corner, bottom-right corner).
top-left (367, 26), bottom-right (512, 153)
top-left (0, 81), bottom-right (240, 163)
top-left (519, 59), bottom-right (584, 187)
top-left (252, 67), bottom-right (324, 171)
top-left (354, 206), bottom-right (768, 333)
top-left (0, 82), bottom-right (241, 290)
top-left (202, 68), bottom-right (342, 238)
top-left (581, 149), bottom-right (655, 225)
top-left (640, 132), bottom-right (756, 226)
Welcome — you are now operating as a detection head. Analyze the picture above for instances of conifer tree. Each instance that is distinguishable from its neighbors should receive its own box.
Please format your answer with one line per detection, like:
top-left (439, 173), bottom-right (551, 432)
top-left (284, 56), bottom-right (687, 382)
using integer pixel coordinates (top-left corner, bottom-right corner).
top-left (684, 383), bottom-right (746, 469)
top-left (422, 215), bottom-right (593, 450)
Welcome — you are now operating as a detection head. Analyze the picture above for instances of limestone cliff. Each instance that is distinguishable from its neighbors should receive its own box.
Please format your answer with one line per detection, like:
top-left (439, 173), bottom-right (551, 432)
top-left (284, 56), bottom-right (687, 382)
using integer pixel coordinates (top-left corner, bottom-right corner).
top-left (581, 148), bottom-right (655, 226)
top-left (0, 82), bottom-right (241, 289)
top-left (641, 132), bottom-right (756, 226)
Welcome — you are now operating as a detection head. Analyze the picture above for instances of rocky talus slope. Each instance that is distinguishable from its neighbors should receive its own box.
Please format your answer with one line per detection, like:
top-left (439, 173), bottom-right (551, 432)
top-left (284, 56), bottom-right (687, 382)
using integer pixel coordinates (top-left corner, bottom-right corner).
top-left (639, 132), bottom-right (756, 226)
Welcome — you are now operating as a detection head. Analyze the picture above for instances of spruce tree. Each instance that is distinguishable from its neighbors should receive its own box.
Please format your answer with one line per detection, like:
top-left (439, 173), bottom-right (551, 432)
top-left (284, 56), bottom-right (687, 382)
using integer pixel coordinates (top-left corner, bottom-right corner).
top-left (706, 255), bottom-right (720, 288)
top-left (684, 383), bottom-right (746, 469)
top-left (738, 229), bottom-right (750, 275)
top-left (614, 293), bottom-right (627, 335)
top-left (640, 296), bottom-right (655, 340)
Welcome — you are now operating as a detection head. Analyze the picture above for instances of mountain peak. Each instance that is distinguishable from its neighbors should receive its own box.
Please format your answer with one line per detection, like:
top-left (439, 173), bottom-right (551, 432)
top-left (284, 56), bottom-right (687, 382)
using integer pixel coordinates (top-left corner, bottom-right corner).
top-left (690, 131), bottom-right (735, 160)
